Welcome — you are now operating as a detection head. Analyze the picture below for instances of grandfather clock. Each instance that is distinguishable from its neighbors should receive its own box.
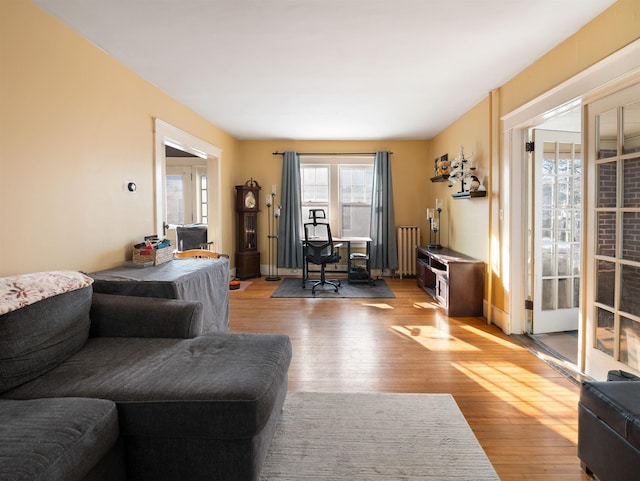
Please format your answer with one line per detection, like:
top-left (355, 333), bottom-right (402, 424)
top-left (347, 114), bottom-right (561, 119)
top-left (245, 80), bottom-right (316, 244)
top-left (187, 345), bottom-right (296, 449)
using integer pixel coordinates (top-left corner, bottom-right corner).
top-left (235, 179), bottom-right (261, 279)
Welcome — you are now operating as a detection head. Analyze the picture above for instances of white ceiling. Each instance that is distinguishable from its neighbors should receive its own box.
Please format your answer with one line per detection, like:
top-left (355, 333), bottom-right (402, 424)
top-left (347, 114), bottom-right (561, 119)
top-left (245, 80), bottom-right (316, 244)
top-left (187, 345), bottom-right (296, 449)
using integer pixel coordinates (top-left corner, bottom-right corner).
top-left (32, 0), bottom-right (616, 140)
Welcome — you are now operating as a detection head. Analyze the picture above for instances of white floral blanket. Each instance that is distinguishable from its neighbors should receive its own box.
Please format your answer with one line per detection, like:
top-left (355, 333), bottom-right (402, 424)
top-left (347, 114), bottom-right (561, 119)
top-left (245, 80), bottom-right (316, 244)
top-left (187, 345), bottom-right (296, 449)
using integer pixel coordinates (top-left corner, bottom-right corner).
top-left (0, 271), bottom-right (94, 316)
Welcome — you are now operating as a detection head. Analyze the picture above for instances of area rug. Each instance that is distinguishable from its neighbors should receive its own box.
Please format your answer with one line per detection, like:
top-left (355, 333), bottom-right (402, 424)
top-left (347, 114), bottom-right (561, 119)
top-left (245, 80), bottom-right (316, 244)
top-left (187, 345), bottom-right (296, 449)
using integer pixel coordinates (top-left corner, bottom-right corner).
top-left (260, 392), bottom-right (499, 480)
top-left (271, 278), bottom-right (395, 298)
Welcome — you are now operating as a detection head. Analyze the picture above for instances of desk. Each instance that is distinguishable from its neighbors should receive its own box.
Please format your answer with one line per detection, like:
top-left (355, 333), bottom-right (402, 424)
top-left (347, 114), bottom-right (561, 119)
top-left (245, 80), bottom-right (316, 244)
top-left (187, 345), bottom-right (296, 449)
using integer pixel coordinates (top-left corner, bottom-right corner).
top-left (90, 258), bottom-right (230, 332)
top-left (302, 237), bottom-right (373, 287)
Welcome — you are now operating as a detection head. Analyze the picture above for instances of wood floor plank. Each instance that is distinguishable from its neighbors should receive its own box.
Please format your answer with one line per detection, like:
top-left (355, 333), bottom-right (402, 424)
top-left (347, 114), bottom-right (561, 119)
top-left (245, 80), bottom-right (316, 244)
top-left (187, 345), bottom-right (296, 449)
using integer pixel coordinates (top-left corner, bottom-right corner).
top-left (229, 277), bottom-right (590, 480)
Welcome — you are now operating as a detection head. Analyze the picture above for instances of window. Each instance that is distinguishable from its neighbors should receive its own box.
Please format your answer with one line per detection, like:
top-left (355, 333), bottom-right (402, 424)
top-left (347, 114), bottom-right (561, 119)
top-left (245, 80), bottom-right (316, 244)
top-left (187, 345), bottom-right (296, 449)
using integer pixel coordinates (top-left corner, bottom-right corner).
top-left (300, 156), bottom-right (374, 237)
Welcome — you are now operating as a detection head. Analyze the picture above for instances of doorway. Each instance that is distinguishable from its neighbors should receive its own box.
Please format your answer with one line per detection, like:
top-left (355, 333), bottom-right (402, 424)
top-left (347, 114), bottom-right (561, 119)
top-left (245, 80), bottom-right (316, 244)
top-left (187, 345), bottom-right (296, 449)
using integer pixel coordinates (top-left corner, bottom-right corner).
top-left (526, 112), bottom-right (582, 365)
top-left (153, 119), bottom-right (223, 253)
top-left (164, 146), bottom-right (209, 249)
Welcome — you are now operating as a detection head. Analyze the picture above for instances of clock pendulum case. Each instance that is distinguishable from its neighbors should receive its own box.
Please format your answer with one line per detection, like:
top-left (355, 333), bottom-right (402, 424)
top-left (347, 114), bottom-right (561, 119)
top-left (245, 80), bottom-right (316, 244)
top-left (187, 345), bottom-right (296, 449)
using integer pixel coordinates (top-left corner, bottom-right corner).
top-left (235, 179), bottom-right (262, 279)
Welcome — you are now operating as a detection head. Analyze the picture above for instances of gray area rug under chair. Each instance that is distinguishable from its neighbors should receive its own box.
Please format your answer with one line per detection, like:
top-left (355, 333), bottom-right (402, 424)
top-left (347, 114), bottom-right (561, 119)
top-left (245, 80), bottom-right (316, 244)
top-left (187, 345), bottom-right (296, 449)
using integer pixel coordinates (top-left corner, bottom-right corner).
top-left (260, 392), bottom-right (499, 480)
top-left (270, 278), bottom-right (395, 298)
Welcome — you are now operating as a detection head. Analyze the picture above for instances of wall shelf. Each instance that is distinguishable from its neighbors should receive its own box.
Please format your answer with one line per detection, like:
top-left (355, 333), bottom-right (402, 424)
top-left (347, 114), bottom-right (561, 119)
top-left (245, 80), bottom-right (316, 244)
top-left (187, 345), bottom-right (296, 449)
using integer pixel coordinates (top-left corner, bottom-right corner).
top-left (451, 191), bottom-right (486, 199)
top-left (430, 175), bottom-right (449, 183)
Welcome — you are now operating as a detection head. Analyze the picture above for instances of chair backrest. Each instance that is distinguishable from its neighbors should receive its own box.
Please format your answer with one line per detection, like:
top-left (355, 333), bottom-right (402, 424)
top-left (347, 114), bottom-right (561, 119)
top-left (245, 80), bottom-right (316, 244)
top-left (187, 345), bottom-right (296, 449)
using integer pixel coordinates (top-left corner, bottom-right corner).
top-left (176, 224), bottom-right (208, 251)
top-left (304, 222), bottom-right (335, 264)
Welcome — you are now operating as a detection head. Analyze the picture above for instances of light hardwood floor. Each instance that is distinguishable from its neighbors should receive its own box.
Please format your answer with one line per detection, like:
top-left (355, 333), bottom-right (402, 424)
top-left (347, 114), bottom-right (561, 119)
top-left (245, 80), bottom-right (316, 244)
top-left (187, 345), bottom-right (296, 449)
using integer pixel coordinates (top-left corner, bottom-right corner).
top-left (230, 276), bottom-right (590, 481)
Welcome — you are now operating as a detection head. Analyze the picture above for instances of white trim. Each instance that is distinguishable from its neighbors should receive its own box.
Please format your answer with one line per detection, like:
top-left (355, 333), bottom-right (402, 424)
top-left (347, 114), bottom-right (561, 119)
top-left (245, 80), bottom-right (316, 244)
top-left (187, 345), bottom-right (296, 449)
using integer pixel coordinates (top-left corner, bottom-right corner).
top-left (153, 119), bottom-right (223, 253)
top-left (503, 39), bottom-right (640, 131)
top-left (502, 38), bottom-right (640, 339)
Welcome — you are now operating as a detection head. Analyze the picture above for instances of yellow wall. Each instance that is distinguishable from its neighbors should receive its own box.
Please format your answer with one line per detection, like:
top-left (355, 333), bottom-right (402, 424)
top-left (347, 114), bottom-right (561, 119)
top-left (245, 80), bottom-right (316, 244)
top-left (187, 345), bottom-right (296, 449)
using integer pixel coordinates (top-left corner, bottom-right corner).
top-left (238, 140), bottom-right (430, 260)
top-left (429, 99), bottom-right (490, 261)
top-left (0, 0), bottom-right (240, 276)
top-left (430, 0), bottom-right (640, 315)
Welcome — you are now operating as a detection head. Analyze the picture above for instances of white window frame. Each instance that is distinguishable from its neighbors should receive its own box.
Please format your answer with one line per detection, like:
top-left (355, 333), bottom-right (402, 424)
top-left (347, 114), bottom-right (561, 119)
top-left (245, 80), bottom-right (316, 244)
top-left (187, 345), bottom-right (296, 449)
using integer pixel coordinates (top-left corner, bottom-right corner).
top-left (300, 155), bottom-right (374, 237)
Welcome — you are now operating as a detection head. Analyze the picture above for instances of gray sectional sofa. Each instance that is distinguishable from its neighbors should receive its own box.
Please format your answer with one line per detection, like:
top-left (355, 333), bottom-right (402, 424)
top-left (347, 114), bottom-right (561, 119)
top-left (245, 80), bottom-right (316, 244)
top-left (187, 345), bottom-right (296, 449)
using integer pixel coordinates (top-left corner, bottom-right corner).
top-left (0, 271), bottom-right (292, 481)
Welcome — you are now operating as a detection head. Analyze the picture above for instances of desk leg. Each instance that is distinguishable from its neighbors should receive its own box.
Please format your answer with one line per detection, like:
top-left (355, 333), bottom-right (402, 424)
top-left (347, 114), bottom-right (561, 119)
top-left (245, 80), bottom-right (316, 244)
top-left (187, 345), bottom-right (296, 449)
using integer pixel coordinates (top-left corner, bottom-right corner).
top-left (302, 257), bottom-right (307, 287)
top-left (366, 240), bottom-right (374, 286)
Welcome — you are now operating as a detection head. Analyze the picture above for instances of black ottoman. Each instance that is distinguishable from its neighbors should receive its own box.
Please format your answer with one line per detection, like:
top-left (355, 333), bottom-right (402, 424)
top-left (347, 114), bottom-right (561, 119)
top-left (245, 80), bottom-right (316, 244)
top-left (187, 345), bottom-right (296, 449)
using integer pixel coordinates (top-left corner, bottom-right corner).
top-left (578, 380), bottom-right (640, 481)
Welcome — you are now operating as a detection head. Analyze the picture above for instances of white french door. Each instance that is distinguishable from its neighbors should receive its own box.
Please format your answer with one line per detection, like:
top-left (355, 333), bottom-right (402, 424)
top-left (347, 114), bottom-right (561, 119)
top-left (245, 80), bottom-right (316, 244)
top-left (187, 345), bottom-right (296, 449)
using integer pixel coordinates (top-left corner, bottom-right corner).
top-left (166, 165), bottom-right (194, 226)
top-left (585, 81), bottom-right (640, 379)
top-left (531, 130), bottom-right (582, 334)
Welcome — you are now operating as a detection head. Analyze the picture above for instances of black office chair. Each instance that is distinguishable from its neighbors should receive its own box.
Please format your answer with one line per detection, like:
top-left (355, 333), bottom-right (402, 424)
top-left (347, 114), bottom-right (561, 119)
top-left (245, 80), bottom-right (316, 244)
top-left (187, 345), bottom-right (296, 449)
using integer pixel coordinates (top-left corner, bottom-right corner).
top-left (176, 224), bottom-right (212, 251)
top-left (303, 209), bottom-right (341, 293)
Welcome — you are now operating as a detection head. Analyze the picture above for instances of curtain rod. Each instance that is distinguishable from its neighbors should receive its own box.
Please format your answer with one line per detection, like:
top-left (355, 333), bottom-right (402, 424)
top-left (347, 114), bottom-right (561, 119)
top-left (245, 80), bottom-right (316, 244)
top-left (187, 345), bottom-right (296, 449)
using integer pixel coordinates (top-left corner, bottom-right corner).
top-left (272, 151), bottom-right (392, 156)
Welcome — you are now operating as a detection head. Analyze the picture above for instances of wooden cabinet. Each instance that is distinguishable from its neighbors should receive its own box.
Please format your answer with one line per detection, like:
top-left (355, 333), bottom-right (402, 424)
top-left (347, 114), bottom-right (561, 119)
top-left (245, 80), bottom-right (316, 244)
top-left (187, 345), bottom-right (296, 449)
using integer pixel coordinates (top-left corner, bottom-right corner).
top-left (417, 246), bottom-right (484, 317)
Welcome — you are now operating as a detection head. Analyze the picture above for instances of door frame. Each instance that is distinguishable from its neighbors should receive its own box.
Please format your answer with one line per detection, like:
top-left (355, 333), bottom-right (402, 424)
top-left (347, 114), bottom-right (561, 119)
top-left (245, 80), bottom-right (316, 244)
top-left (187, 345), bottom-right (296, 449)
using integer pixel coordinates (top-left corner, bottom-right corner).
top-left (153, 119), bottom-right (223, 252)
top-left (501, 39), bottom-right (640, 375)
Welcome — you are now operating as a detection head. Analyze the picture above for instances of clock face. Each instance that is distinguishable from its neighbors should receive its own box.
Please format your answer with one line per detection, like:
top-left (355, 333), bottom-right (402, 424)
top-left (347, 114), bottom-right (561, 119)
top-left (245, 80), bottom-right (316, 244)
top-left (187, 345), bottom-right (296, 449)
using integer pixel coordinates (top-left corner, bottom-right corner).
top-left (244, 191), bottom-right (256, 209)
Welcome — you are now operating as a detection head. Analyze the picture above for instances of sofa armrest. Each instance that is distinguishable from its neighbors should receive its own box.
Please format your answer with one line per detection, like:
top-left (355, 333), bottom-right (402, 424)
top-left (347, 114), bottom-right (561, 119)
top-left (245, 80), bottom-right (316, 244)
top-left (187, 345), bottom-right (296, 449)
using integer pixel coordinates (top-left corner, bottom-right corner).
top-left (90, 293), bottom-right (203, 338)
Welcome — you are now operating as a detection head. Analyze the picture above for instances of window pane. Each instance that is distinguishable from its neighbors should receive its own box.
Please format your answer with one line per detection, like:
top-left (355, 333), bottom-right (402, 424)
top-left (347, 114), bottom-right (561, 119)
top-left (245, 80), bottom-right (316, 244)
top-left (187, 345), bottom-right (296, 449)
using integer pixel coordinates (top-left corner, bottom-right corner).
top-left (542, 242), bottom-right (554, 277)
top-left (572, 248), bottom-right (581, 275)
top-left (573, 158), bottom-right (583, 205)
top-left (597, 109), bottom-right (618, 159)
top-left (542, 179), bottom-right (554, 207)
top-left (557, 243), bottom-right (571, 276)
top-left (166, 175), bottom-right (184, 225)
top-left (622, 212), bottom-right (640, 262)
top-left (620, 264), bottom-right (640, 317)
top-left (302, 166), bottom-right (329, 202)
top-left (557, 176), bottom-right (570, 208)
top-left (542, 278), bottom-right (555, 310)
top-left (623, 101), bottom-right (640, 155)
top-left (596, 307), bottom-right (614, 357)
top-left (341, 205), bottom-right (371, 237)
top-left (621, 316), bottom-right (640, 370)
top-left (597, 212), bottom-right (616, 257)
top-left (339, 166), bottom-right (373, 237)
top-left (596, 260), bottom-right (615, 307)
top-left (597, 162), bottom-right (617, 208)
top-left (573, 211), bottom-right (581, 242)
top-left (623, 157), bottom-right (640, 207)
top-left (558, 278), bottom-right (571, 309)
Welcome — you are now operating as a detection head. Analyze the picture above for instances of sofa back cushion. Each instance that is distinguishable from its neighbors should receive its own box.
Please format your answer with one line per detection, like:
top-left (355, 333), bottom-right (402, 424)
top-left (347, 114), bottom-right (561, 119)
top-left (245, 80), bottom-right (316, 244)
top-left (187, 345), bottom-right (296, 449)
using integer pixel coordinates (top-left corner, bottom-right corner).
top-left (0, 271), bottom-right (93, 394)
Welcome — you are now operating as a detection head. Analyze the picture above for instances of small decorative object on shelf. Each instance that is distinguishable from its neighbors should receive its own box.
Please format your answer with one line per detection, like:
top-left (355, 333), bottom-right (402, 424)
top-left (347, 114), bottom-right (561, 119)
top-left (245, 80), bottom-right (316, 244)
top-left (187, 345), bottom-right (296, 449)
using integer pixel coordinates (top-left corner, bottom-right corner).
top-left (426, 198), bottom-right (443, 249)
top-left (448, 145), bottom-right (486, 198)
top-left (431, 154), bottom-right (450, 182)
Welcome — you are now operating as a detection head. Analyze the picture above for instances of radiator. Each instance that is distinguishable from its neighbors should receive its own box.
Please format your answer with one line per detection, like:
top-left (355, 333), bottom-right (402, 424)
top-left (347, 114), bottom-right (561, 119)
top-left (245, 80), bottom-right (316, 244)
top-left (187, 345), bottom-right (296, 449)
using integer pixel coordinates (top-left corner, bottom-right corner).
top-left (397, 226), bottom-right (420, 278)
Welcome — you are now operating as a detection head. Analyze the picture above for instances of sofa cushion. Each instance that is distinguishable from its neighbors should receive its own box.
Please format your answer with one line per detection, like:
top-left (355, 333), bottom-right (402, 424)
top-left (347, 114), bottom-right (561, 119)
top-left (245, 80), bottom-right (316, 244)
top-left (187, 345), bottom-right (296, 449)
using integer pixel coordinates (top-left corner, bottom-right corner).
top-left (0, 283), bottom-right (93, 394)
top-left (580, 380), bottom-right (640, 450)
top-left (0, 397), bottom-right (120, 481)
top-left (3, 332), bottom-right (292, 439)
